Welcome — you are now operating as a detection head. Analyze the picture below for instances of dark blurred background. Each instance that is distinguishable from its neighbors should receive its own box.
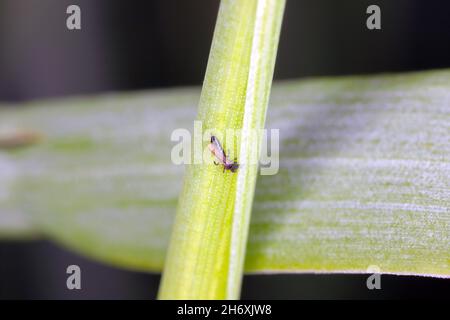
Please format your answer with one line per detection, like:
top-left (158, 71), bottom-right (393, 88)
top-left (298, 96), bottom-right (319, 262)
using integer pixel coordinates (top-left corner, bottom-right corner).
top-left (1, 0), bottom-right (449, 299)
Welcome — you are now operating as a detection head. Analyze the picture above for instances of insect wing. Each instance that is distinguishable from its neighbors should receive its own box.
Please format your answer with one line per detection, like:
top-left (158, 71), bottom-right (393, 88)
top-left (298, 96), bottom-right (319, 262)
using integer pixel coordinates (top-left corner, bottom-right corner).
top-left (211, 136), bottom-right (225, 154)
top-left (209, 143), bottom-right (226, 164)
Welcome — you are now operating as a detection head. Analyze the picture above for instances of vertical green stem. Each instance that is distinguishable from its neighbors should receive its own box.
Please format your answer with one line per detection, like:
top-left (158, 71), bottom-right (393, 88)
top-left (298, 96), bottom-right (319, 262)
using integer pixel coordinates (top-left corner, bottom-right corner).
top-left (158, 0), bottom-right (285, 299)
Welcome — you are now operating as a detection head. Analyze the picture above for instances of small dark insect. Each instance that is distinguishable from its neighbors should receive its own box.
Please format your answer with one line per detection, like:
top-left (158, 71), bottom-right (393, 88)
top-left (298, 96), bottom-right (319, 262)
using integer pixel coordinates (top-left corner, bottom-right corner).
top-left (208, 135), bottom-right (239, 173)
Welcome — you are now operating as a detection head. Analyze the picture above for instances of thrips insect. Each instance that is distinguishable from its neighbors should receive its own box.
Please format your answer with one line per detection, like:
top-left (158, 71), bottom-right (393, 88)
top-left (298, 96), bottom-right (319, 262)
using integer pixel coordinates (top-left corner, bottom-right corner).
top-left (208, 135), bottom-right (239, 173)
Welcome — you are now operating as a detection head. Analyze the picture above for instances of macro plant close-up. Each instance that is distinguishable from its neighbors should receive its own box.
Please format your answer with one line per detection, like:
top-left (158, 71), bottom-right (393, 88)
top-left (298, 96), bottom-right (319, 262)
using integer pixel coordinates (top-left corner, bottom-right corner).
top-left (0, 0), bottom-right (449, 303)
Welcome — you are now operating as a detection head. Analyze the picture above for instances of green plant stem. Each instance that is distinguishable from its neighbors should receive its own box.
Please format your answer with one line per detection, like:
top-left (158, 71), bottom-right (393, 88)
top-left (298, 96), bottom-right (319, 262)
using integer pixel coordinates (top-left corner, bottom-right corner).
top-left (157, 0), bottom-right (285, 299)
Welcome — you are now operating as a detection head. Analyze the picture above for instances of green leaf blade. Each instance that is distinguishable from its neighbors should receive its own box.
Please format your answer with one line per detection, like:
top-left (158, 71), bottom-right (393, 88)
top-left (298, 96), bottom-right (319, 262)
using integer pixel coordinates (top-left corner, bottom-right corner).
top-left (1, 70), bottom-right (449, 280)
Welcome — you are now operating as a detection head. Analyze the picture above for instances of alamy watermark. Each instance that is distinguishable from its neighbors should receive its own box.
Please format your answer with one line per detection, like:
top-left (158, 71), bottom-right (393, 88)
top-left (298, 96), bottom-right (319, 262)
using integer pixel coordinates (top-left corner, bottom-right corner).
top-left (66, 265), bottom-right (81, 290)
top-left (366, 5), bottom-right (381, 30)
top-left (66, 5), bottom-right (81, 30)
top-left (171, 121), bottom-right (279, 175)
top-left (366, 265), bottom-right (381, 290)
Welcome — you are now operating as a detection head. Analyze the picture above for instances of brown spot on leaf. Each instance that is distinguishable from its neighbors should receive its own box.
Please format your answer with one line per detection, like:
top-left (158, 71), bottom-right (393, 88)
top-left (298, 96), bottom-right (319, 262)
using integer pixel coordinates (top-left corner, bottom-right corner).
top-left (0, 129), bottom-right (43, 149)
